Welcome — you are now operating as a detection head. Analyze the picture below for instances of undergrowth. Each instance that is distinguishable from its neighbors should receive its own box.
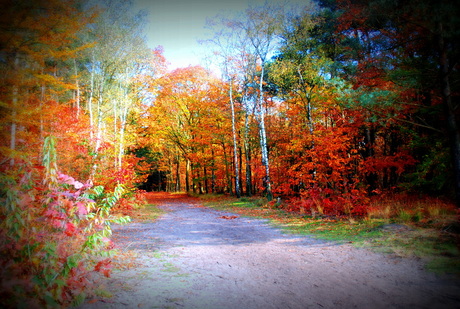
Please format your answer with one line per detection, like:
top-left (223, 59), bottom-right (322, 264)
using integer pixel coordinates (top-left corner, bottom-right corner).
top-left (0, 136), bottom-right (131, 308)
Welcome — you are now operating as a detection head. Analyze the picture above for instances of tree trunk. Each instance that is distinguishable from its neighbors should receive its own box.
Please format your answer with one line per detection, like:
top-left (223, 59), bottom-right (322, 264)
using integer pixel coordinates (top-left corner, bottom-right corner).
top-left (244, 112), bottom-right (252, 196)
top-left (204, 165), bottom-right (209, 194)
top-left (239, 145), bottom-right (243, 195)
top-left (229, 78), bottom-right (241, 198)
top-left (73, 58), bottom-right (80, 118)
top-left (185, 158), bottom-right (190, 193)
top-left (257, 63), bottom-right (272, 200)
top-left (113, 97), bottom-right (118, 168)
top-left (90, 81), bottom-right (104, 181)
top-left (88, 53), bottom-right (95, 141)
top-left (117, 96), bottom-right (129, 170)
top-left (222, 142), bottom-right (232, 194)
top-left (364, 125), bottom-right (378, 193)
top-left (191, 163), bottom-right (197, 194)
top-left (211, 147), bottom-right (216, 193)
top-left (175, 156), bottom-right (181, 192)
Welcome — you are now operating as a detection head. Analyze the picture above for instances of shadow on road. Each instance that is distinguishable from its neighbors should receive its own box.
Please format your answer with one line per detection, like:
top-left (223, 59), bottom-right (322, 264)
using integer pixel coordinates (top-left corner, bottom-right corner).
top-left (112, 193), bottom-right (329, 252)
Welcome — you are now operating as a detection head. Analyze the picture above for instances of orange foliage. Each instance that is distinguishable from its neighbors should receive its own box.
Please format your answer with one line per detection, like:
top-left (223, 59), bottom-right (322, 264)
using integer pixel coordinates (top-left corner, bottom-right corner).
top-left (142, 66), bottom-right (235, 193)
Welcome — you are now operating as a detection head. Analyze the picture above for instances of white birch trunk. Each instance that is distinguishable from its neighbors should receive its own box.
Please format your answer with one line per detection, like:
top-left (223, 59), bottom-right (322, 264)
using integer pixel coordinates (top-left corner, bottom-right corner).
top-left (95, 83), bottom-right (103, 152)
top-left (113, 97), bottom-right (118, 168)
top-left (229, 77), bottom-right (241, 198)
top-left (88, 54), bottom-right (95, 141)
top-left (257, 63), bottom-right (272, 199)
top-left (73, 58), bottom-right (80, 118)
top-left (244, 110), bottom-right (252, 196)
top-left (117, 98), bottom-right (129, 170)
top-left (90, 80), bottom-right (104, 180)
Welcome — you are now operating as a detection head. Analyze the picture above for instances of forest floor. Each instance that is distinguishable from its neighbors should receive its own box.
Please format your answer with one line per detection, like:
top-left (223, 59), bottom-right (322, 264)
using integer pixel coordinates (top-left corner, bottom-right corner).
top-left (76, 193), bottom-right (460, 309)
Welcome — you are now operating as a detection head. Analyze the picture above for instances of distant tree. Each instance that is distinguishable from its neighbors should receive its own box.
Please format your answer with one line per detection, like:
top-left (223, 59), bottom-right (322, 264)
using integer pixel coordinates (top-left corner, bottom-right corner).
top-left (233, 3), bottom-right (286, 200)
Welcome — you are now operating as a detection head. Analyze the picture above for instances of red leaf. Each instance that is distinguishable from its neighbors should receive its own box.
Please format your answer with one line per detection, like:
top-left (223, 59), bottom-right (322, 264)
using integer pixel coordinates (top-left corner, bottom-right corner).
top-left (102, 268), bottom-right (111, 278)
top-left (65, 222), bottom-right (76, 236)
top-left (58, 173), bottom-right (84, 189)
top-left (75, 202), bottom-right (87, 217)
top-left (94, 259), bottom-right (112, 277)
top-left (218, 215), bottom-right (239, 220)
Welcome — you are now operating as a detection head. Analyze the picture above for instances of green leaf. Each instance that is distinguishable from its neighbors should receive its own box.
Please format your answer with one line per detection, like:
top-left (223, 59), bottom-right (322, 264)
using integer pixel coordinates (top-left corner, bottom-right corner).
top-left (65, 254), bottom-right (81, 269)
top-left (32, 275), bottom-right (46, 288)
top-left (71, 293), bottom-right (86, 307)
top-left (112, 215), bottom-right (131, 224)
top-left (44, 293), bottom-right (59, 308)
top-left (54, 279), bottom-right (65, 288)
top-left (44, 272), bottom-right (55, 286)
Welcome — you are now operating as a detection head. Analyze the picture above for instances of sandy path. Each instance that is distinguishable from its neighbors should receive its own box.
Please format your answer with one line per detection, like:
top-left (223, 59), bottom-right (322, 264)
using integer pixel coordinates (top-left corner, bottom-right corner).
top-left (77, 195), bottom-right (460, 309)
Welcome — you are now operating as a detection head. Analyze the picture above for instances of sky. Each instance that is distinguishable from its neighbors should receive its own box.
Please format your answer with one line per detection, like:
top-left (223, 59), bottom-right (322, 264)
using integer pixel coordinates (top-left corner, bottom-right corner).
top-left (135, 0), bottom-right (310, 72)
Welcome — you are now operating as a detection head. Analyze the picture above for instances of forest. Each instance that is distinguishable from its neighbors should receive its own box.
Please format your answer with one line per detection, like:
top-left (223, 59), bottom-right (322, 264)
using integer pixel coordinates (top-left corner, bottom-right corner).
top-left (1, 0), bottom-right (459, 307)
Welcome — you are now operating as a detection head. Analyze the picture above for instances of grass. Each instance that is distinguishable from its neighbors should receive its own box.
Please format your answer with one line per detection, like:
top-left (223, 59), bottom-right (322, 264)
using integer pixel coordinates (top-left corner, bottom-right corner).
top-left (129, 203), bottom-right (166, 223)
top-left (161, 262), bottom-right (181, 273)
top-left (110, 200), bottom-right (167, 271)
top-left (201, 194), bottom-right (460, 276)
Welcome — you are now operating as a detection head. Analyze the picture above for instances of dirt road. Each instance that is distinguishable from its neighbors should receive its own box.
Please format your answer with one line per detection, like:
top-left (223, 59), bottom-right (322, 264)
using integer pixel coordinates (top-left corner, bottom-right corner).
top-left (78, 193), bottom-right (460, 309)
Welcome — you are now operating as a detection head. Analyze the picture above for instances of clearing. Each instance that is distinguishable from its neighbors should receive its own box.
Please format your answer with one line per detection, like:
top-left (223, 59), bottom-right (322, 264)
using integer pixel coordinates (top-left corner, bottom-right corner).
top-left (77, 193), bottom-right (460, 309)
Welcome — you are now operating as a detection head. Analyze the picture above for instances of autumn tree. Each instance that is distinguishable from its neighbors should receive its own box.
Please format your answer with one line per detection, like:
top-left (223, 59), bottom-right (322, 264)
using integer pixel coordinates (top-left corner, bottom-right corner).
top-left (1, 1), bottom-right (118, 307)
top-left (236, 3), bottom-right (287, 200)
top-left (142, 66), bottom-right (232, 194)
top-left (74, 0), bottom-right (151, 186)
top-left (0, 0), bottom-right (92, 166)
top-left (0, 0), bottom-right (156, 306)
top-left (204, 15), bottom-right (256, 198)
top-left (204, 3), bottom-right (286, 199)
top-left (328, 0), bottom-right (460, 205)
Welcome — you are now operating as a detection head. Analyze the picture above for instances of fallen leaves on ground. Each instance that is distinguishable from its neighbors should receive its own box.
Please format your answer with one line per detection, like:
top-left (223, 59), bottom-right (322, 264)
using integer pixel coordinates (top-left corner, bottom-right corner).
top-left (218, 215), bottom-right (239, 220)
